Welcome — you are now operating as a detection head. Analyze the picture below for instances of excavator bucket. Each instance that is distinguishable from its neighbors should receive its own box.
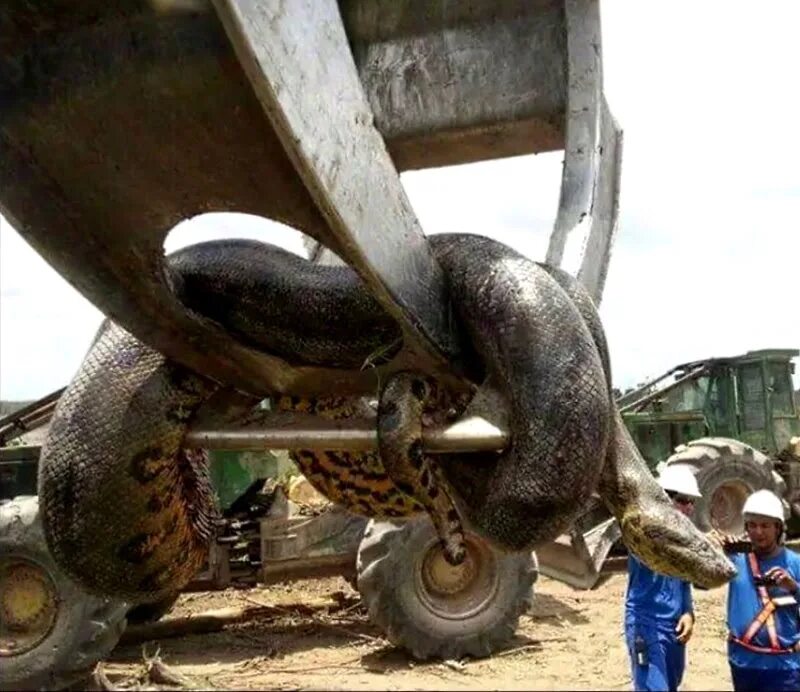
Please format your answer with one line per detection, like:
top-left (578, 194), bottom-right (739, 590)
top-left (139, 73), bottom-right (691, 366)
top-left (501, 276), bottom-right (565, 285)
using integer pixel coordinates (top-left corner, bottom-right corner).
top-left (0, 1), bottom-right (623, 585)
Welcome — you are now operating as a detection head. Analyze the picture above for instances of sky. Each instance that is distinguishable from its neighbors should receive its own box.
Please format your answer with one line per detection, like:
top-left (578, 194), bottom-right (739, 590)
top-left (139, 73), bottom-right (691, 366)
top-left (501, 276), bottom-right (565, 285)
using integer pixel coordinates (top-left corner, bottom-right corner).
top-left (1, 0), bottom-right (799, 402)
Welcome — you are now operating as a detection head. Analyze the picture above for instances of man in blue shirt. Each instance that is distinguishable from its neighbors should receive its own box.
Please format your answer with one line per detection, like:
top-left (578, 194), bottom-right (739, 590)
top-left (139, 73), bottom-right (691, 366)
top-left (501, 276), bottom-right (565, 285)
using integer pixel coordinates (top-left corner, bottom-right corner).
top-left (716, 489), bottom-right (800, 691)
top-left (624, 464), bottom-right (701, 691)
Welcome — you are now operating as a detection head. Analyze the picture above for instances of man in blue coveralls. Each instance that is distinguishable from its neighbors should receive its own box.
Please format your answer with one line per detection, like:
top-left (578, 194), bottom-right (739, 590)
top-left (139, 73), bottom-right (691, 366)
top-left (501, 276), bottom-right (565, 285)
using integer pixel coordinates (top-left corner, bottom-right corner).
top-left (716, 489), bottom-right (800, 691)
top-left (624, 464), bottom-right (701, 691)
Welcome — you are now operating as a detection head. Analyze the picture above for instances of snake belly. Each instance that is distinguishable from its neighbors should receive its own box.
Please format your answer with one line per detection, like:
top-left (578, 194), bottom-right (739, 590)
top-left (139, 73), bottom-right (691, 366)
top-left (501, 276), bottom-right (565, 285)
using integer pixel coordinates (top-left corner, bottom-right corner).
top-left (38, 234), bottom-right (619, 602)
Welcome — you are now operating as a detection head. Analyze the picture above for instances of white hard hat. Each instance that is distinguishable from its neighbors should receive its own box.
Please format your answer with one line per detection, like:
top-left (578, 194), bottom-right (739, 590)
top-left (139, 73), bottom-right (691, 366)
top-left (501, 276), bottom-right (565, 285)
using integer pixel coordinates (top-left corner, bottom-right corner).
top-left (742, 489), bottom-right (784, 522)
top-left (658, 464), bottom-right (702, 498)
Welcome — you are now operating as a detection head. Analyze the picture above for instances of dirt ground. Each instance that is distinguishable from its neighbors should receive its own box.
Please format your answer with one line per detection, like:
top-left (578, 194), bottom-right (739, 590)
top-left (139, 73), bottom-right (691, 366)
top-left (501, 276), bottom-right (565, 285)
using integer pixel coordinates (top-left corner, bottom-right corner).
top-left (100, 572), bottom-right (736, 691)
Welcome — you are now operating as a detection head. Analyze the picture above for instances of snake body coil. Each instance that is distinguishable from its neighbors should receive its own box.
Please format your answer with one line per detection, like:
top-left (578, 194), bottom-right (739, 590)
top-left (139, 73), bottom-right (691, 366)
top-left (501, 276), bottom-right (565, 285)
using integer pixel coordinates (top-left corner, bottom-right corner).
top-left (38, 234), bottom-right (735, 603)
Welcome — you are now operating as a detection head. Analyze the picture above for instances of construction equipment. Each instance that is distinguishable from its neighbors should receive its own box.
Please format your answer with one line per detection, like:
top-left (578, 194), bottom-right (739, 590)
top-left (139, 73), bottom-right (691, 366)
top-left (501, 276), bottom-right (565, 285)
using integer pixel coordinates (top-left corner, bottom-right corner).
top-left (1, 0), bottom-right (623, 686)
top-left (0, 0), bottom-right (622, 398)
top-left (2, 427), bottom-right (538, 688)
top-left (619, 349), bottom-right (800, 535)
top-left (537, 349), bottom-right (800, 586)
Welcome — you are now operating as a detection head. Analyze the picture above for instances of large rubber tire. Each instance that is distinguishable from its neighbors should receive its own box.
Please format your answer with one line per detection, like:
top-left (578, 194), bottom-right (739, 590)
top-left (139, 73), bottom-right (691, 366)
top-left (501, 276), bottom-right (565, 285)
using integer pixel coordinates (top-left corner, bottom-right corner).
top-left (356, 517), bottom-right (537, 660)
top-left (0, 497), bottom-right (129, 691)
top-left (665, 438), bottom-right (786, 534)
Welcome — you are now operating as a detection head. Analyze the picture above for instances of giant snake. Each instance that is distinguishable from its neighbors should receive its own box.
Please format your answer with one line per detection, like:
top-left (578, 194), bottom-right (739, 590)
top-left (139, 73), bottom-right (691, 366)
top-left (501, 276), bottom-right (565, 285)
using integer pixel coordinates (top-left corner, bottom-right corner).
top-left (38, 234), bottom-right (736, 603)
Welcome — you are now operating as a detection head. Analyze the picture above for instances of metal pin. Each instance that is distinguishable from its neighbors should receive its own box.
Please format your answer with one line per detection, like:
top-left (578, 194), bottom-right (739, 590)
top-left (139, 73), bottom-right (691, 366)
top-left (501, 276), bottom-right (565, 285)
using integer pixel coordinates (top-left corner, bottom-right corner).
top-left (185, 412), bottom-right (508, 453)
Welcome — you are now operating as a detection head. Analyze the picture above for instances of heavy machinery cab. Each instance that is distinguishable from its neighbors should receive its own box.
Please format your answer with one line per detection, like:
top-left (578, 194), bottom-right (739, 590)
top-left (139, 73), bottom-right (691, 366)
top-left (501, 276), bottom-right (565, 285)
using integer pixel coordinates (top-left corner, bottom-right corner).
top-left (618, 349), bottom-right (799, 471)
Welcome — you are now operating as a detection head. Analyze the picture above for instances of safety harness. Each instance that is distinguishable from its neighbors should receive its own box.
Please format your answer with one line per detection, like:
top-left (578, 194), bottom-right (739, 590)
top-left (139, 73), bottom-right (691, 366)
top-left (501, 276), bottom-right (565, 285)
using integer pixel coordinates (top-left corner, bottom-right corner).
top-left (728, 552), bottom-right (795, 654)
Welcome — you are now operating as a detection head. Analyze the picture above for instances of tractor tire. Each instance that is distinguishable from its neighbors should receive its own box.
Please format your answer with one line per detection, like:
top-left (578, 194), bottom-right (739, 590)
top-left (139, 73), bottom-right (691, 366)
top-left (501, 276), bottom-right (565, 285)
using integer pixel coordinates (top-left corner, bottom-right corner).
top-left (356, 517), bottom-right (537, 661)
top-left (0, 497), bottom-right (128, 691)
top-left (665, 438), bottom-right (786, 534)
top-left (126, 593), bottom-right (180, 625)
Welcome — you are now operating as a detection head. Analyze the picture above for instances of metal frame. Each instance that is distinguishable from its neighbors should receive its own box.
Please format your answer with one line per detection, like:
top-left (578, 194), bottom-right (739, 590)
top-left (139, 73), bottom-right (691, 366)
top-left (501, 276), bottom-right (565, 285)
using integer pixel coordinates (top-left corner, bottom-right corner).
top-left (546, 0), bottom-right (623, 305)
top-left (1, 0), bottom-right (622, 403)
top-left (212, 0), bottom-right (466, 377)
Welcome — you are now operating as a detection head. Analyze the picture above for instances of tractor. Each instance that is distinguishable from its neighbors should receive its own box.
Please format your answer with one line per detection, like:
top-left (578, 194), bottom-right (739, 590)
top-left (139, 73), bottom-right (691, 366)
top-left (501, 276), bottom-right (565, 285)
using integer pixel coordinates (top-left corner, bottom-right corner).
top-left (618, 349), bottom-right (800, 536)
top-left (0, 0), bottom-right (792, 679)
top-left (1, 433), bottom-right (537, 689)
top-left (0, 0), bottom-right (622, 687)
top-left (3, 348), bottom-right (797, 687)
top-left (536, 349), bottom-right (800, 586)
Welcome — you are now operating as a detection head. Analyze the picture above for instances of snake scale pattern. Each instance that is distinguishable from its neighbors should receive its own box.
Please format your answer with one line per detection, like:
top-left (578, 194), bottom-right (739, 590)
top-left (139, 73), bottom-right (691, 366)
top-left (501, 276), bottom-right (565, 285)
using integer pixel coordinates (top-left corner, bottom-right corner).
top-left (38, 234), bottom-right (736, 603)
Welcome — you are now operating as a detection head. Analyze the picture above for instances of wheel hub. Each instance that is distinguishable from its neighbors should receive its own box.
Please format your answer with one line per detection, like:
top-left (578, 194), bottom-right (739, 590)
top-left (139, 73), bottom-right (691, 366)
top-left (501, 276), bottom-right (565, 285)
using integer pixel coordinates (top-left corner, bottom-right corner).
top-left (422, 548), bottom-right (476, 595)
top-left (416, 536), bottom-right (499, 620)
top-left (0, 560), bottom-right (59, 656)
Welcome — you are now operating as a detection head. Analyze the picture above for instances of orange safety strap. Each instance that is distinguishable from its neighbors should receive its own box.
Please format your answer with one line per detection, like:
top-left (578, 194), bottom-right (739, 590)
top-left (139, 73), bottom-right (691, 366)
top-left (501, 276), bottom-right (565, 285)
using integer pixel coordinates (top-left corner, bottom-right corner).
top-left (728, 552), bottom-right (793, 654)
top-left (740, 599), bottom-right (777, 645)
top-left (745, 552), bottom-right (781, 649)
top-left (728, 633), bottom-right (794, 655)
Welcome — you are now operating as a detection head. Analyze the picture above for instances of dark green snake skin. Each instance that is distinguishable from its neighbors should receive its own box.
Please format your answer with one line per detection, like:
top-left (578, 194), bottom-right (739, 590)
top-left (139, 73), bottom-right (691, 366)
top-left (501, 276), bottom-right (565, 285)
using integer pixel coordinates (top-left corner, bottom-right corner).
top-left (38, 234), bottom-right (735, 603)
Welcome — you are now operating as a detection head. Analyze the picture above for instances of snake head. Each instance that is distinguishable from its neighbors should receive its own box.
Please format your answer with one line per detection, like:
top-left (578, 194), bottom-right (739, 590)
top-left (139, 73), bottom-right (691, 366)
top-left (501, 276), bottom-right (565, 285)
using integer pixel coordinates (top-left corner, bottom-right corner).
top-left (621, 508), bottom-right (737, 589)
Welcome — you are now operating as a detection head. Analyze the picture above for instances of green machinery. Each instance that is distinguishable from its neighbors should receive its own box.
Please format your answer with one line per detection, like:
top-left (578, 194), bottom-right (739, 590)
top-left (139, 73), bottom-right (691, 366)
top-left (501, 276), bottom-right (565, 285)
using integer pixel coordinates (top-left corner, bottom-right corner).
top-left (530, 349), bottom-right (800, 587)
top-left (2, 349), bottom-right (798, 688)
top-left (620, 349), bottom-right (799, 468)
top-left (618, 349), bottom-right (800, 535)
top-left (1, 0), bottom-right (794, 687)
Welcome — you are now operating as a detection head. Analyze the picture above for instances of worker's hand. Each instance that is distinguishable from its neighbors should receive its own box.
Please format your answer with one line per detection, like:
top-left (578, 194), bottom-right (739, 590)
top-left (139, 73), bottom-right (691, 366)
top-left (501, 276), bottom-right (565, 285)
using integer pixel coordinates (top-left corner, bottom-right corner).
top-left (763, 567), bottom-right (798, 594)
top-left (707, 529), bottom-right (733, 549)
top-left (675, 613), bottom-right (694, 644)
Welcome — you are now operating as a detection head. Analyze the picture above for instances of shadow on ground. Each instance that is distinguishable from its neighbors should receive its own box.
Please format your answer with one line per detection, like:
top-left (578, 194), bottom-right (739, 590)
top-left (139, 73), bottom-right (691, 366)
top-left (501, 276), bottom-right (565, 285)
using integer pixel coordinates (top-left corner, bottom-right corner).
top-left (528, 592), bottom-right (591, 626)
